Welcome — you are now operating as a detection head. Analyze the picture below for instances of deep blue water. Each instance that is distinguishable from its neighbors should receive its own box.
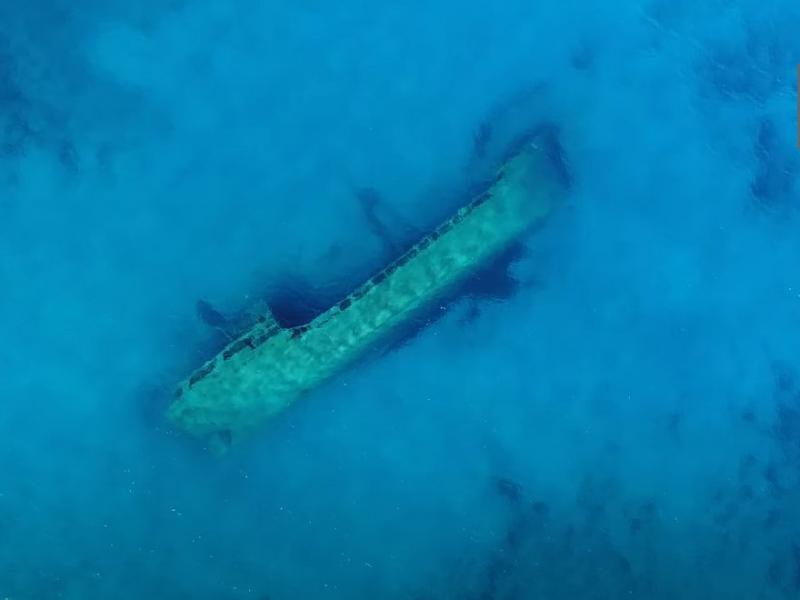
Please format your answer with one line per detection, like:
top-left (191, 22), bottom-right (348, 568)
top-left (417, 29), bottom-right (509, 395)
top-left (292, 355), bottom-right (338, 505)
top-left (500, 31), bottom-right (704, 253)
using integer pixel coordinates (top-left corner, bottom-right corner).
top-left (2, 1), bottom-right (800, 598)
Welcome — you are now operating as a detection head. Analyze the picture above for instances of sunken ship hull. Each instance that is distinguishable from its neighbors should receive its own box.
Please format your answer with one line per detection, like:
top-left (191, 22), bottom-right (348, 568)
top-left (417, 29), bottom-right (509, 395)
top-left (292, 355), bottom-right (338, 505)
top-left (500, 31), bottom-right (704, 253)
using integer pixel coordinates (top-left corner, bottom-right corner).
top-left (167, 132), bottom-right (568, 449)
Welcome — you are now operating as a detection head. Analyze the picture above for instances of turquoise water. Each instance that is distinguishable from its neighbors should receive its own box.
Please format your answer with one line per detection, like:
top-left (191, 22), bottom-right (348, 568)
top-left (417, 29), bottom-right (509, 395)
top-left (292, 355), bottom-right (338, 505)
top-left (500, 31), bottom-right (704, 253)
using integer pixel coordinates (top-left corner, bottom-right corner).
top-left (2, 1), bottom-right (800, 598)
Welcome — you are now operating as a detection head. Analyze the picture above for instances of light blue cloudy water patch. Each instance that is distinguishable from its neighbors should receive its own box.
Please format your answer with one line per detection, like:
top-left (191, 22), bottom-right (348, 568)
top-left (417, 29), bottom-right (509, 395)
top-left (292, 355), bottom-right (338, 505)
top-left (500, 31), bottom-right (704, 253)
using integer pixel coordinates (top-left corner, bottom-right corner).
top-left (1, 0), bottom-right (800, 598)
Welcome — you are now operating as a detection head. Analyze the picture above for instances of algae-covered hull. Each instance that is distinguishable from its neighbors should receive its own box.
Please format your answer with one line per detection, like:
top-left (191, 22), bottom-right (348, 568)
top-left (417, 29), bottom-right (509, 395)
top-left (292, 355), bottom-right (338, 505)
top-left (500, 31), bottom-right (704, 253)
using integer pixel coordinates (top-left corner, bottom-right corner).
top-left (167, 131), bottom-right (569, 448)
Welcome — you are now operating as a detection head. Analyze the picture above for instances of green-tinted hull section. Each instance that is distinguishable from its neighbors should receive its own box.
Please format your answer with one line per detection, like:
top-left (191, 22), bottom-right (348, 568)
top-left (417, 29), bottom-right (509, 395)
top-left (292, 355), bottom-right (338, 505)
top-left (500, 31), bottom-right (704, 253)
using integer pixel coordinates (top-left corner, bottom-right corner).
top-left (167, 136), bottom-right (567, 445)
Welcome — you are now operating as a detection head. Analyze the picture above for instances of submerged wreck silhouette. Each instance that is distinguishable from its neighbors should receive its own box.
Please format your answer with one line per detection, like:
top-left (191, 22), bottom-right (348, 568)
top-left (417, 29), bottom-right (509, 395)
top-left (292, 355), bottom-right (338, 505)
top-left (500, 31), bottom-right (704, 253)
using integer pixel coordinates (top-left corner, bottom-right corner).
top-left (167, 128), bottom-right (570, 452)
